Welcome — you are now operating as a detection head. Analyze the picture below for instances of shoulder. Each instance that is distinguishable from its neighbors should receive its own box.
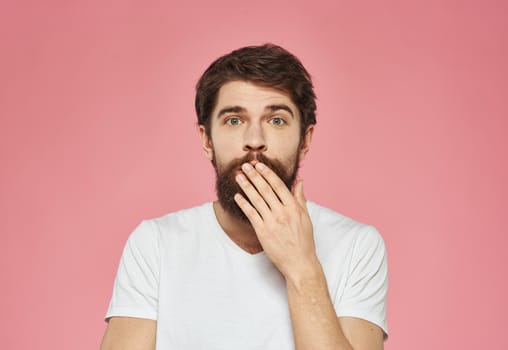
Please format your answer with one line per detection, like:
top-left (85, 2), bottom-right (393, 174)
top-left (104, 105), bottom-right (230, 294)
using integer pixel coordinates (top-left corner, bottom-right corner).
top-left (127, 202), bottom-right (214, 247)
top-left (307, 200), bottom-right (385, 254)
top-left (145, 202), bottom-right (212, 234)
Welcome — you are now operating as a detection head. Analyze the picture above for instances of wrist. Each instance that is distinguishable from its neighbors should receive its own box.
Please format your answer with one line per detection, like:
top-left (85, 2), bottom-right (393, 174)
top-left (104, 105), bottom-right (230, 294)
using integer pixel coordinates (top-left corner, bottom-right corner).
top-left (284, 256), bottom-right (326, 293)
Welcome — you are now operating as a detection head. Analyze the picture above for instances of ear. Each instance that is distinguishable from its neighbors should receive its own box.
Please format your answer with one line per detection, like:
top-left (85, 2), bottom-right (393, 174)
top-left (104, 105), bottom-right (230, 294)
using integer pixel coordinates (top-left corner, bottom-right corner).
top-left (299, 125), bottom-right (314, 160)
top-left (198, 125), bottom-right (214, 161)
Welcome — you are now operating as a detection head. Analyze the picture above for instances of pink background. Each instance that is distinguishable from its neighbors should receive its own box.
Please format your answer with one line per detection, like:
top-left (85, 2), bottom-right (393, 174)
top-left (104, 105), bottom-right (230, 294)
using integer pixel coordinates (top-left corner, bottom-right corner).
top-left (1, 0), bottom-right (507, 349)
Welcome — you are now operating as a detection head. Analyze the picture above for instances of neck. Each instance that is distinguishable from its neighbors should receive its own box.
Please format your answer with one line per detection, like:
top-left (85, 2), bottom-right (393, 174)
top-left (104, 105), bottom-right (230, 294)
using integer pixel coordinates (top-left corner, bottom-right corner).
top-left (212, 201), bottom-right (263, 254)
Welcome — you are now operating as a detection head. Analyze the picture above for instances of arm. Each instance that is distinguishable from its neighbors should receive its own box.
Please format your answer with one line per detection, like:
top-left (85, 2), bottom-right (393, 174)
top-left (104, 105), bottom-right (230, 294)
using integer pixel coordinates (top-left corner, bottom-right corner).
top-left (100, 317), bottom-right (156, 350)
top-left (286, 260), bottom-right (384, 350)
top-left (234, 162), bottom-right (385, 349)
top-left (102, 221), bottom-right (160, 350)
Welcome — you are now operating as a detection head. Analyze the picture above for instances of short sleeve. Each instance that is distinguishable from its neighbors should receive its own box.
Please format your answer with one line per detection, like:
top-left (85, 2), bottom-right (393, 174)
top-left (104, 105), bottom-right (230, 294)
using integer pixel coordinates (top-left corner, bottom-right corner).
top-left (336, 226), bottom-right (389, 337)
top-left (105, 220), bottom-right (160, 321)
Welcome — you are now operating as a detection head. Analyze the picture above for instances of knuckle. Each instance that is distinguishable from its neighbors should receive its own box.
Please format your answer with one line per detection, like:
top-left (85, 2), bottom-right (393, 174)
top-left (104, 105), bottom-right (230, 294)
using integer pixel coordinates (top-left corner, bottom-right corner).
top-left (272, 182), bottom-right (285, 193)
top-left (247, 170), bottom-right (260, 179)
top-left (241, 179), bottom-right (253, 189)
top-left (252, 196), bottom-right (265, 208)
top-left (258, 182), bottom-right (272, 194)
top-left (244, 206), bottom-right (256, 215)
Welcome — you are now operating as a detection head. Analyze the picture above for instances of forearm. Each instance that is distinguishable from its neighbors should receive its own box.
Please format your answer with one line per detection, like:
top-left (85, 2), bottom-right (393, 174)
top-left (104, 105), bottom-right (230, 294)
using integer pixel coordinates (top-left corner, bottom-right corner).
top-left (286, 259), bottom-right (353, 350)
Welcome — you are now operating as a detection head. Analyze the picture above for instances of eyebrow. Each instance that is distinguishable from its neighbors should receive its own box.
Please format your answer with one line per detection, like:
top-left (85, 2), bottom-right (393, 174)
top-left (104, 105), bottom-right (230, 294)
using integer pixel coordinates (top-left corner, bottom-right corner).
top-left (266, 104), bottom-right (294, 118)
top-left (217, 106), bottom-right (247, 118)
top-left (216, 104), bottom-right (295, 119)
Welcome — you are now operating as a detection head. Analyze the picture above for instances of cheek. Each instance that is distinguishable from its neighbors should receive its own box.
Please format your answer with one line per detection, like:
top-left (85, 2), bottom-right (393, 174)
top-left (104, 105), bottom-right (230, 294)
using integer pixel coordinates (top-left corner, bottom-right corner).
top-left (268, 133), bottom-right (301, 156)
top-left (210, 142), bottom-right (238, 170)
top-left (213, 141), bottom-right (237, 160)
top-left (210, 130), bottom-right (238, 155)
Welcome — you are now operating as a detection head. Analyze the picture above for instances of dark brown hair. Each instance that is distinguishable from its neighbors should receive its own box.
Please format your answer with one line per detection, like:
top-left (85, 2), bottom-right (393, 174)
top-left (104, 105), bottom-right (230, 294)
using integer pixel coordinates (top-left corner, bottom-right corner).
top-left (195, 44), bottom-right (317, 137)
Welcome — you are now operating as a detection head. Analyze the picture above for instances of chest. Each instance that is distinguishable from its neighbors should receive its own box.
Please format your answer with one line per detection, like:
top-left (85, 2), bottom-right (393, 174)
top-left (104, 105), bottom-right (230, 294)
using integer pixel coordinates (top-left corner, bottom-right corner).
top-left (156, 242), bottom-right (295, 349)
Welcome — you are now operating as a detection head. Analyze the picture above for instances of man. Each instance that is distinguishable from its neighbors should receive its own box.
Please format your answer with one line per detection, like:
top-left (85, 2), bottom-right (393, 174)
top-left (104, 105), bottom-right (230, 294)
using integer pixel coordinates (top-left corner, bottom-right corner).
top-left (101, 44), bottom-right (388, 350)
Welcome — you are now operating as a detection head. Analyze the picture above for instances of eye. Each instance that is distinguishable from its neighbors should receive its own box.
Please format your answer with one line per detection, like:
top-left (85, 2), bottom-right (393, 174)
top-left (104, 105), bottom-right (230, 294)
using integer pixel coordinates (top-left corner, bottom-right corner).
top-left (269, 117), bottom-right (286, 126)
top-left (226, 117), bottom-right (242, 126)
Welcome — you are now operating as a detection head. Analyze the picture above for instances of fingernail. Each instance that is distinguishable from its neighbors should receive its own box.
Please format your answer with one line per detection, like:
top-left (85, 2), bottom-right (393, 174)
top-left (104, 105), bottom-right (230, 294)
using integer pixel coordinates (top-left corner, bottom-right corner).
top-left (255, 162), bottom-right (265, 171)
top-left (242, 163), bottom-right (253, 172)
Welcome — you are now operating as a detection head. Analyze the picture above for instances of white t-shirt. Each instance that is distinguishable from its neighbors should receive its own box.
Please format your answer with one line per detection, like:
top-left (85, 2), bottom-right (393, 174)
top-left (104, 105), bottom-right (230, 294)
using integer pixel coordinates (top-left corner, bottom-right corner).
top-left (106, 201), bottom-right (388, 349)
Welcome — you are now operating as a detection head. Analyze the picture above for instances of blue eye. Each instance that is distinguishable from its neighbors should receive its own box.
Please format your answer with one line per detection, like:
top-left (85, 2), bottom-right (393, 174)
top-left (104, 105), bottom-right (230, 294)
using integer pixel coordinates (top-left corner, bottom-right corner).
top-left (226, 118), bottom-right (242, 126)
top-left (270, 117), bottom-right (285, 126)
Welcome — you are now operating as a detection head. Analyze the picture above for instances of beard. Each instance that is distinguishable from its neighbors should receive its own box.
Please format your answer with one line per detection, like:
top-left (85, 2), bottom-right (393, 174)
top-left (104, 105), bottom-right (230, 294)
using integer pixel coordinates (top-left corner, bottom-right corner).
top-left (212, 151), bottom-right (300, 223)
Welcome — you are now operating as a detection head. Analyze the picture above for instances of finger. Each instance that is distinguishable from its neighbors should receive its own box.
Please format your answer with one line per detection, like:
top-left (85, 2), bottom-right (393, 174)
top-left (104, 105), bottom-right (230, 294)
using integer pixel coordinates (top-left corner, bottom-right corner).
top-left (293, 179), bottom-right (307, 207)
top-left (235, 173), bottom-right (271, 218)
top-left (233, 193), bottom-right (264, 228)
top-left (241, 163), bottom-right (282, 210)
top-left (254, 162), bottom-right (294, 206)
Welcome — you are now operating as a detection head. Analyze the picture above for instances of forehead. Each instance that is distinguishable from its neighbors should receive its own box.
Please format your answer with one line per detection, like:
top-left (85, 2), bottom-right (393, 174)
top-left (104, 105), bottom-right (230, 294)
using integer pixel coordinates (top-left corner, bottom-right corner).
top-left (213, 81), bottom-right (298, 116)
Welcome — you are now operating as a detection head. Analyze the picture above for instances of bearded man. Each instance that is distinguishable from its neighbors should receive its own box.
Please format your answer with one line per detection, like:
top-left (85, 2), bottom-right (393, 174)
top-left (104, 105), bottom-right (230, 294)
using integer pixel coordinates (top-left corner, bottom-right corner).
top-left (101, 44), bottom-right (388, 350)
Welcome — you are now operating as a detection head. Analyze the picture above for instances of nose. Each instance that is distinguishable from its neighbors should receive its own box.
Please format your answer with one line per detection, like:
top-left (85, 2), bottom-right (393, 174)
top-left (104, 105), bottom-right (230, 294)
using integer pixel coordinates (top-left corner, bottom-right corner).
top-left (243, 123), bottom-right (267, 153)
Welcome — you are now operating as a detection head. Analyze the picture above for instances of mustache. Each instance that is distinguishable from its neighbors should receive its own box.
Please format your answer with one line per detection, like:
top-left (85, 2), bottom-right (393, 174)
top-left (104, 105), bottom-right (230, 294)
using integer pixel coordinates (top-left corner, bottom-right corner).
top-left (222, 152), bottom-right (276, 172)
top-left (217, 152), bottom-right (297, 191)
